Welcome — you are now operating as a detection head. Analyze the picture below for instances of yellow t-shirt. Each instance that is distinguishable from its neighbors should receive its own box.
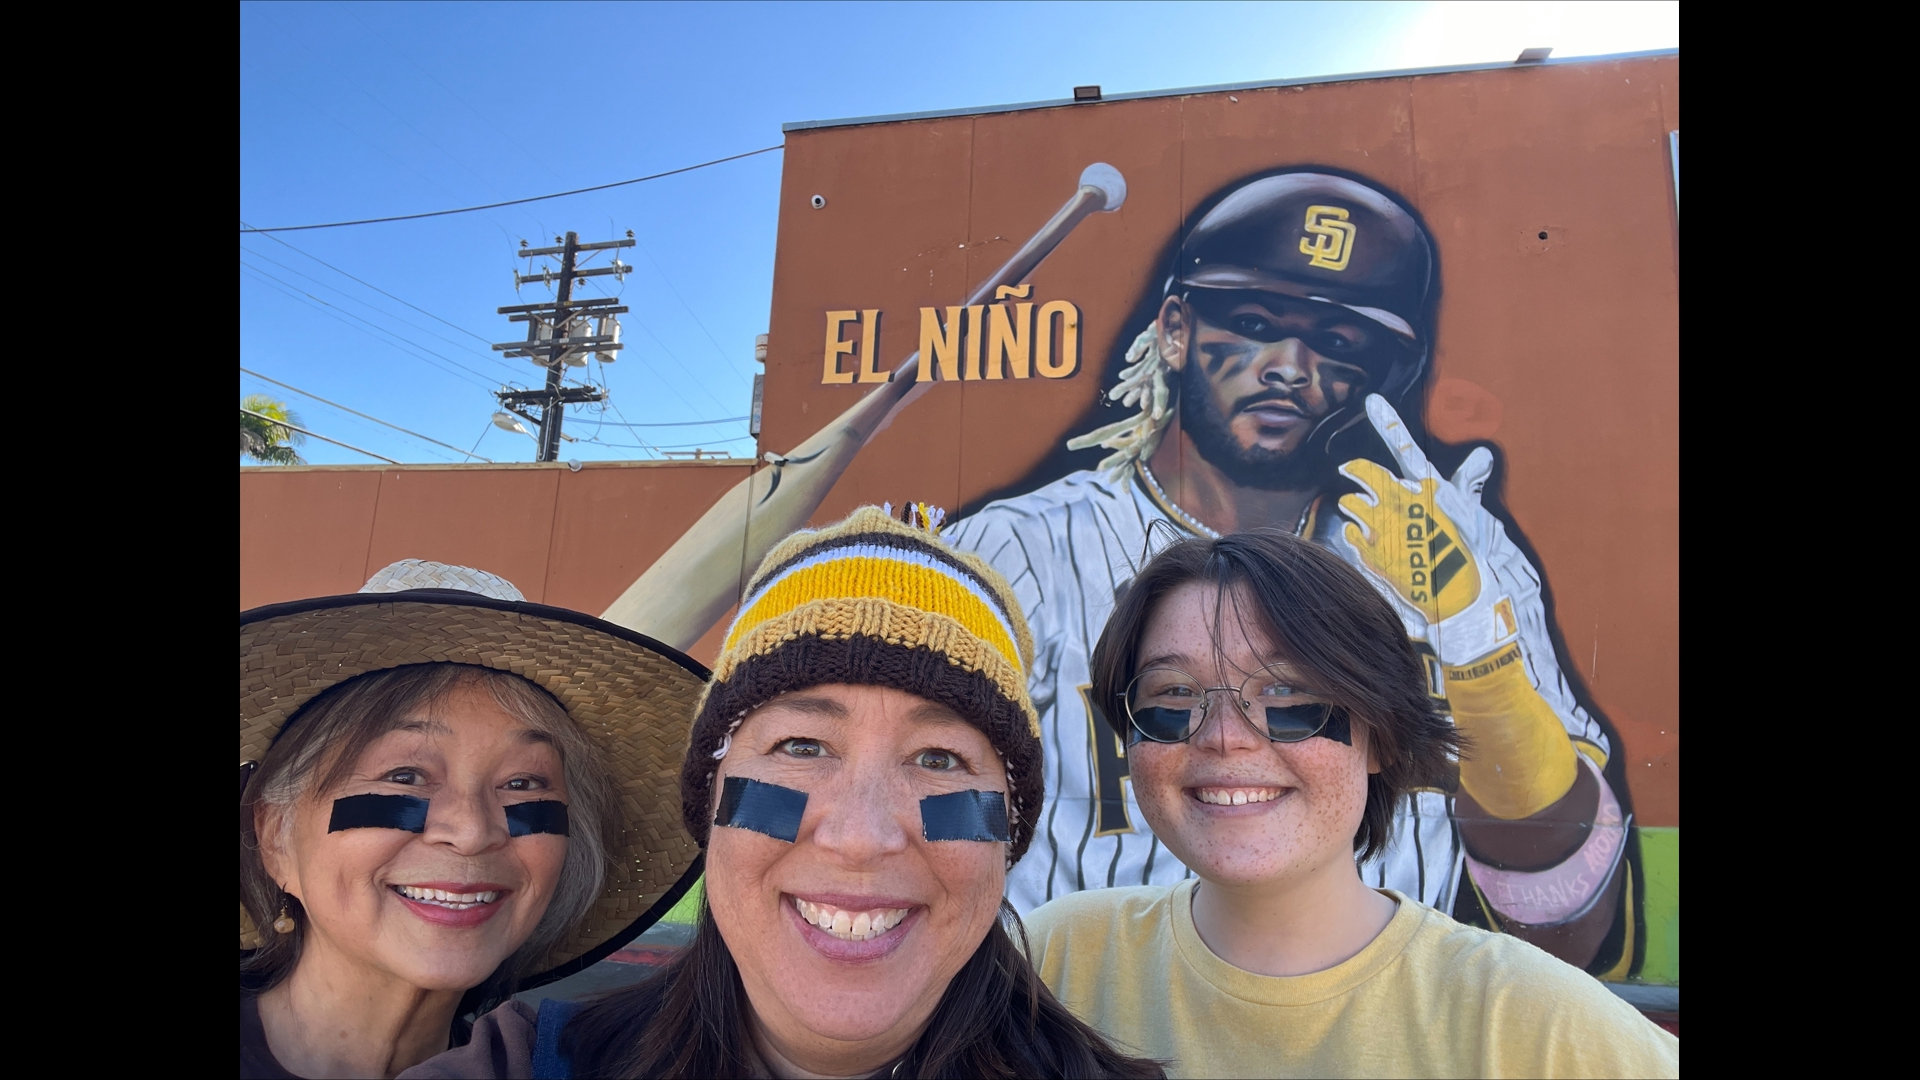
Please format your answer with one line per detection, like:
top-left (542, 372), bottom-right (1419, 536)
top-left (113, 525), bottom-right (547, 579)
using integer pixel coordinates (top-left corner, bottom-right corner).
top-left (1025, 881), bottom-right (1678, 1079)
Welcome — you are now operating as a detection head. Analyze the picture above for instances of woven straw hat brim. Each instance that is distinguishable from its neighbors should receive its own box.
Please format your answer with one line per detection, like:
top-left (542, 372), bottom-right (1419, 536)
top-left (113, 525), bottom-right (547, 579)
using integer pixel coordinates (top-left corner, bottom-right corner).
top-left (240, 590), bottom-right (706, 983)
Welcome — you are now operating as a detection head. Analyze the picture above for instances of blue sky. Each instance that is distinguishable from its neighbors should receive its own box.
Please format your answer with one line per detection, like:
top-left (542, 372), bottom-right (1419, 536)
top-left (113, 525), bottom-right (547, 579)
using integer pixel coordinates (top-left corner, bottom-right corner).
top-left (239, 1), bottom-right (1677, 465)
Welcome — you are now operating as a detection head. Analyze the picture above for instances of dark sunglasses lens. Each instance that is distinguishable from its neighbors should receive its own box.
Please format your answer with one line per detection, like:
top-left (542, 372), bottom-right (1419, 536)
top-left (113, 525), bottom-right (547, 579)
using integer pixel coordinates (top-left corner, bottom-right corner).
top-left (1264, 703), bottom-right (1331, 742)
top-left (1131, 705), bottom-right (1197, 742)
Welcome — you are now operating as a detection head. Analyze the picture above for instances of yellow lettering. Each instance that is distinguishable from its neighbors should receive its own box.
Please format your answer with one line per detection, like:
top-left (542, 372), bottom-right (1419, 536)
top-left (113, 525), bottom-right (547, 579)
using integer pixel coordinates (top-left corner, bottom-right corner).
top-left (985, 302), bottom-right (1033, 380)
top-left (918, 307), bottom-right (962, 382)
top-left (855, 309), bottom-right (886, 383)
top-left (1035, 300), bottom-right (1080, 379)
top-left (822, 310), bottom-right (857, 385)
top-left (962, 304), bottom-right (985, 381)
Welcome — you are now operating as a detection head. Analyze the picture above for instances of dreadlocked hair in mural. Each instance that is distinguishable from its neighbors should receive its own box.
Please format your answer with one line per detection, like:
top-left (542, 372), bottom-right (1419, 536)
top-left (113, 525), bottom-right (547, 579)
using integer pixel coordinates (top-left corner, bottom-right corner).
top-left (1065, 324), bottom-right (1175, 480)
top-left (882, 500), bottom-right (948, 531)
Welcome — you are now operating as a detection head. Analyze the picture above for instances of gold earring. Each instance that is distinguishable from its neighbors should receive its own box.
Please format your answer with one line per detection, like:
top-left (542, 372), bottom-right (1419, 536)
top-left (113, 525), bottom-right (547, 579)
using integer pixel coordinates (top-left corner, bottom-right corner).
top-left (273, 899), bottom-right (297, 935)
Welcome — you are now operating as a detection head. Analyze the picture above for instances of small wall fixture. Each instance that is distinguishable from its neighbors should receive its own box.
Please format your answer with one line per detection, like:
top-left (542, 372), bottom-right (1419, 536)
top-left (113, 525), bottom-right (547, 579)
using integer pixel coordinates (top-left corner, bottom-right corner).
top-left (1073, 85), bottom-right (1102, 101)
top-left (810, 194), bottom-right (827, 209)
top-left (1515, 47), bottom-right (1552, 63)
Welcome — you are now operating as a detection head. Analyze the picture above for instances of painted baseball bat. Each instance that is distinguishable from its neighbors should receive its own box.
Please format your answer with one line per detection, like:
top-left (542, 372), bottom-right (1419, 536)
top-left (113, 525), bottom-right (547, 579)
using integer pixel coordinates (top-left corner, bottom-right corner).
top-left (601, 164), bottom-right (1128, 651)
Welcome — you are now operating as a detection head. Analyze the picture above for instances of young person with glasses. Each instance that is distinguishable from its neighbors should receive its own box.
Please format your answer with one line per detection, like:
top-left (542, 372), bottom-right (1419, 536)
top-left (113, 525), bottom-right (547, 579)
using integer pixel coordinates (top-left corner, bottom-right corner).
top-left (1022, 531), bottom-right (1677, 1078)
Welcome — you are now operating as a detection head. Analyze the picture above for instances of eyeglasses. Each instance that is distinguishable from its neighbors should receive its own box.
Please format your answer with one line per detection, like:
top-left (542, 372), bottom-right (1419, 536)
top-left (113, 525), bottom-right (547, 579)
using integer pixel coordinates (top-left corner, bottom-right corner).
top-left (1122, 665), bottom-right (1345, 744)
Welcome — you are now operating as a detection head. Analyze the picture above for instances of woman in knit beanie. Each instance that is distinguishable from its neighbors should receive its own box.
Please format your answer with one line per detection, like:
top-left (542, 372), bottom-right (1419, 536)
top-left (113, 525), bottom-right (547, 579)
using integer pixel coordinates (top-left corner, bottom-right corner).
top-left (547, 507), bottom-right (1159, 1079)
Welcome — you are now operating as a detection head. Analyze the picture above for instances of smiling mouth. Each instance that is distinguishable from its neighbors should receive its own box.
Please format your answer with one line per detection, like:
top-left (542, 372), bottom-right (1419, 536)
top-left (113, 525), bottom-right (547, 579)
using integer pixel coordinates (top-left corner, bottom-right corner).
top-left (393, 885), bottom-right (501, 910)
top-left (791, 897), bottom-right (912, 942)
top-left (1193, 786), bottom-right (1285, 806)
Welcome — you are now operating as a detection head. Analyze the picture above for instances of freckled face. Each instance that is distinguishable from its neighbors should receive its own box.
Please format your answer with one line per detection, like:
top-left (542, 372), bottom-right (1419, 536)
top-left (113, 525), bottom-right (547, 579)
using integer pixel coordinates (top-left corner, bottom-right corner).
top-left (259, 685), bottom-right (571, 991)
top-left (1125, 582), bottom-right (1376, 888)
top-left (706, 685), bottom-right (1008, 1045)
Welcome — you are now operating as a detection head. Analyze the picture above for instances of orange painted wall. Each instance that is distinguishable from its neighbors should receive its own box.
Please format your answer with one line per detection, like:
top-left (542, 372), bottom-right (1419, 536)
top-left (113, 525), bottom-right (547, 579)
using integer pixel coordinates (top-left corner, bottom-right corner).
top-left (759, 56), bottom-right (1678, 825)
top-left (239, 460), bottom-right (749, 666)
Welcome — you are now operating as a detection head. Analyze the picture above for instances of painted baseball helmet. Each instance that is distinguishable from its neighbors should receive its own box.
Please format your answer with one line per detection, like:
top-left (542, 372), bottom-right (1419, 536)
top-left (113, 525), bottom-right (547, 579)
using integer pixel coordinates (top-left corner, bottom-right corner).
top-left (1171, 170), bottom-right (1436, 404)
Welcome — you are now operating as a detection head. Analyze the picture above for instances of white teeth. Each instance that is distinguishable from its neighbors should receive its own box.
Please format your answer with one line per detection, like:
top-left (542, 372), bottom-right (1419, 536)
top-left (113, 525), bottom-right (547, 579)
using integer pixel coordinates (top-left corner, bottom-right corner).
top-left (791, 898), bottom-right (912, 941)
top-left (396, 885), bottom-right (500, 908)
top-left (1196, 787), bottom-right (1281, 806)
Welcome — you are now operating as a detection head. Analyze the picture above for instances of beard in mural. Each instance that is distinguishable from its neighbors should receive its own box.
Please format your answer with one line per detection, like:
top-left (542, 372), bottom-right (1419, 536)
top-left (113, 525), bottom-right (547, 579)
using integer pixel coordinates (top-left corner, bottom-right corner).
top-left (1170, 290), bottom-right (1400, 493)
top-left (945, 167), bottom-right (1641, 977)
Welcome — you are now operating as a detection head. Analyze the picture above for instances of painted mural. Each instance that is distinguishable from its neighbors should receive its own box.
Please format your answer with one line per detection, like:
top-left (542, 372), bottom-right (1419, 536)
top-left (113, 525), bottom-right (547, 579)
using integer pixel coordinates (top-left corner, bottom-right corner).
top-left (587, 61), bottom-right (1681, 983)
top-left (938, 166), bottom-right (1641, 977)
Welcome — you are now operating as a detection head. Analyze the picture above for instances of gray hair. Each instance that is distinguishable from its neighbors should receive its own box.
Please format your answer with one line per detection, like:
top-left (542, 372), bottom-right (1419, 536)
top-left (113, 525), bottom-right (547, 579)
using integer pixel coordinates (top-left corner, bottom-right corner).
top-left (240, 663), bottom-right (616, 993)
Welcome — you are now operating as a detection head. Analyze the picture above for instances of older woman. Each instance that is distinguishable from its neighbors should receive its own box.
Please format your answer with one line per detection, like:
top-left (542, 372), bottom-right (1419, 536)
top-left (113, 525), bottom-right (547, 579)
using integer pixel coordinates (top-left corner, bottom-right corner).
top-left (241, 562), bottom-right (707, 1079)
top-left (406, 510), bottom-right (1160, 1079)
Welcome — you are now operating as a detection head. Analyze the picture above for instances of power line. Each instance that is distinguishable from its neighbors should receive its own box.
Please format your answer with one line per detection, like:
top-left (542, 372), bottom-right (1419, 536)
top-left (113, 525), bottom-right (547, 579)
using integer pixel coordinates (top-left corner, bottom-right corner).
top-left (627, 318), bottom-right (738, 415)
top-left (238, 245), bottom-right (517, 372)
top-left (240, 366), bottom-right (494, 462)
top-left (256, 5), bottom-right (552, 243)
top-left (239, 145), bottom-right (782, 233)
top-left (492, 232), bottom-right (616, 462)
top-left (630, 238), bottom-right (756, 383)
top-left (240, 262), bottom-right (504, 389)
top-left (597, 413), bottom-right (749, 429)
top-left (586, 434), bottom-right (755, 451)
top-left (242, 407), bottom-right (400, 464)
top-left (242, 224), bottom-right (496, 345)
top-left (240, 265), bottom-right (496, 392)
top-left (604, 398), bottom-right (658, 458)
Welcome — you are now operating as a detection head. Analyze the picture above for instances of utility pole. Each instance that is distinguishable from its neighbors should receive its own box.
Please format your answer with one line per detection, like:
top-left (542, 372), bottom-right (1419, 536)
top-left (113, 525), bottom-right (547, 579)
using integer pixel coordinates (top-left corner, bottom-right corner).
top-left (492, 231), bottom-right (634, 461)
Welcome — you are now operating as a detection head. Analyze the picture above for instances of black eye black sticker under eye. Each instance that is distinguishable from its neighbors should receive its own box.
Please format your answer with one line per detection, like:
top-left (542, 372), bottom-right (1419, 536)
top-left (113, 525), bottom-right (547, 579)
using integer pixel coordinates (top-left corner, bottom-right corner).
top-left (329, 793), bottom-right (429, 833)
top-left (715, 776), bottom-right (808, 843)
top-left (504, 800), bottom-right (570, 837)
top-left (921, 790), bottom-right (1011, 842)
top-left (328, 794), bottom-right (571, 836)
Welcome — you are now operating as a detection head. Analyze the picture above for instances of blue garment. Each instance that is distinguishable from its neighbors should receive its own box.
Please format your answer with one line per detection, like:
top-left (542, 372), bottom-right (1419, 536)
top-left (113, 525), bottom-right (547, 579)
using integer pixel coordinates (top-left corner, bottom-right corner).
top-left (532, 998), bottom-right (584, 1080)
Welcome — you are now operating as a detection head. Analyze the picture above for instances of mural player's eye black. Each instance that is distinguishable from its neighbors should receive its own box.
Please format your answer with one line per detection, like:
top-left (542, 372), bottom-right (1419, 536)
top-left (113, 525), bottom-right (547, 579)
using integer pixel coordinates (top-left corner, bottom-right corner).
top-left (1309, 331), bottom-right (1361, 354)
top-left (1228, 312), bottom-right (1283, 339)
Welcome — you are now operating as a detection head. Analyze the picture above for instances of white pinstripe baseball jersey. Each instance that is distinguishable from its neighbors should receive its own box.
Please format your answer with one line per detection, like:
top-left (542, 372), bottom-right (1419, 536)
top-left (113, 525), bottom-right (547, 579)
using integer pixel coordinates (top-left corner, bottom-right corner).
top-left (947, 465), bottom-right (1611, 916)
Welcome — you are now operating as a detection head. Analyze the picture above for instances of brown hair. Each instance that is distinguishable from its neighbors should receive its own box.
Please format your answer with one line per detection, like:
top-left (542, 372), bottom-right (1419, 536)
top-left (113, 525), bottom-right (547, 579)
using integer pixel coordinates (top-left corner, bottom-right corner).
top-left (565, 897), bottom-right (1163, 1079)
top-left (1088, 530), bottom-right (1460, 862)
top-left (238, 663), bottom-right (617, 1001)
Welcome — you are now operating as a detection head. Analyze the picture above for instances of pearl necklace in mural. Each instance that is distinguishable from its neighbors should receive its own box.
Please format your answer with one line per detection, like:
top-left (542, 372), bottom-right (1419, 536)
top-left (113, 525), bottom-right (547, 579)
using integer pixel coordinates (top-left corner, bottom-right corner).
top-left (1135, 460), bottom-right (1315, 539)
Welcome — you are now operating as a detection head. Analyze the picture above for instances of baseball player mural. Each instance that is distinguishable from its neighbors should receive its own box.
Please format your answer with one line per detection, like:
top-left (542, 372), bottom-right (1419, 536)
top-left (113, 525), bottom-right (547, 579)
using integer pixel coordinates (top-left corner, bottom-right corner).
top-left (606, 161), bottom-right (1648, 979)
top-left (942, 168), bottom-right (1636, 976)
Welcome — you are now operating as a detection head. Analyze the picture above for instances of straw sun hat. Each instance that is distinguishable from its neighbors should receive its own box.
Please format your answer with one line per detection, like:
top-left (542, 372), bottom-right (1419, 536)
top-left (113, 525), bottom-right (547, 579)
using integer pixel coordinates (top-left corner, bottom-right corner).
top-left (239, 560), bottom-right (707, 984)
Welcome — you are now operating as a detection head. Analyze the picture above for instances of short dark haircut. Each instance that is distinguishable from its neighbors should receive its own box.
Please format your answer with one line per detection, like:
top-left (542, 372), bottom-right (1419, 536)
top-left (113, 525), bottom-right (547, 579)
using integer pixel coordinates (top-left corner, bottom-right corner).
top-left (1089, 530), bottom-right (1460, 862)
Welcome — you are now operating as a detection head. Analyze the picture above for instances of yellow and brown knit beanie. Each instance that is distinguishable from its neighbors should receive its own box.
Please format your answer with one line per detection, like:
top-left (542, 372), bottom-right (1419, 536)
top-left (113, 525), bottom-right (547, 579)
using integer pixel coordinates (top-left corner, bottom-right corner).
top-left (681, 506), bottom-right (1043, 859)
